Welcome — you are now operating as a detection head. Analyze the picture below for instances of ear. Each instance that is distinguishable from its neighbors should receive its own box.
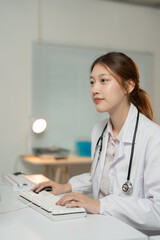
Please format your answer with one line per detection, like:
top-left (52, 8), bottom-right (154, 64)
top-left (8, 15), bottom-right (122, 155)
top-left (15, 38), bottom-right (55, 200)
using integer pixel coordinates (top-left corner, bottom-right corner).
top-left (125, 80), bottom-right (135, 94)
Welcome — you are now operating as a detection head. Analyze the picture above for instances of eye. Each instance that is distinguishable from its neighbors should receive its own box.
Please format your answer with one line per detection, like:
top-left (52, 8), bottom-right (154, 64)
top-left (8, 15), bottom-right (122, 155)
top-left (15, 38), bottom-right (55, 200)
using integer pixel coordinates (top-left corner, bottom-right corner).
top-left (101, 78), bottom-right (108, 84)
top-left (90, 80), bottom-right (95, 86)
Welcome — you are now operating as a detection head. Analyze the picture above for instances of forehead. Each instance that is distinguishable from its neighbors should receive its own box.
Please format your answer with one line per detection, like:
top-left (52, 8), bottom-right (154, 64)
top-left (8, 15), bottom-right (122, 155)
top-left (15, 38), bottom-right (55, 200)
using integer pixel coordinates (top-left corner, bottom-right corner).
top-left (90, 64), bottom-right (112, 77)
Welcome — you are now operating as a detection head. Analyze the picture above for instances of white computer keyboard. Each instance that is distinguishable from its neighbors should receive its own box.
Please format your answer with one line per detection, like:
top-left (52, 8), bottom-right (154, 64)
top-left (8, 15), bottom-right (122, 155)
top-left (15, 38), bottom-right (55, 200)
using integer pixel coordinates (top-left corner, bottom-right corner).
top-left (19, 191), bottom-right (86, 221)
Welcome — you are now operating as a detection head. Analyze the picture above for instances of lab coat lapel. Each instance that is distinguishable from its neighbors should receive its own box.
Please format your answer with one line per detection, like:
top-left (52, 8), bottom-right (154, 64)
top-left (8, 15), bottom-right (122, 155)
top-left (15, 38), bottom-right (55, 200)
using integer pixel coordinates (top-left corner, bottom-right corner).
top-left (122, 104), bottom-right (139, 144)
top-left (96, 132), bottom-right (109, 195)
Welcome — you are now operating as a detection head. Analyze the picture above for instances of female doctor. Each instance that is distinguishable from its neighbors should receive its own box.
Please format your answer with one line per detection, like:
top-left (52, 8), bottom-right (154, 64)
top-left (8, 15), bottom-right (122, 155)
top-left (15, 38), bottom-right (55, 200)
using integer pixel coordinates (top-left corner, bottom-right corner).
top-left (32, 52), bottom-right (160, 231)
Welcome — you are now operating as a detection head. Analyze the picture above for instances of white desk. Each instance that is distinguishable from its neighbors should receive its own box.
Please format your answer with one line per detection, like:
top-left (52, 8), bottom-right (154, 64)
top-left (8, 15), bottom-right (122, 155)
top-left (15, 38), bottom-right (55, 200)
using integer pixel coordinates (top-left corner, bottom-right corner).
top-left (149, 237), bottom-right (160, 240)
top-left (0, 184), bottom-right (148, 240)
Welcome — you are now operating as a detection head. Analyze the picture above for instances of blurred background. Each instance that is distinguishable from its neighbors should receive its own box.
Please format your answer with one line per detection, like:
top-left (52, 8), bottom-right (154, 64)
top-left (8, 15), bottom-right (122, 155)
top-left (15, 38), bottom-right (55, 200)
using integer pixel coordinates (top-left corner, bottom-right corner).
top-left (0, 0), bottom-right (160, 179)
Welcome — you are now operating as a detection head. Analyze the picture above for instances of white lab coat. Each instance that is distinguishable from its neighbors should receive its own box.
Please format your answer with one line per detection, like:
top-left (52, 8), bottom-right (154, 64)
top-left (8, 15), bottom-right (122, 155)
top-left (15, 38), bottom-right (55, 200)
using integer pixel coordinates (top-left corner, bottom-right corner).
top-left (69, 104), bottom-right (160, 231)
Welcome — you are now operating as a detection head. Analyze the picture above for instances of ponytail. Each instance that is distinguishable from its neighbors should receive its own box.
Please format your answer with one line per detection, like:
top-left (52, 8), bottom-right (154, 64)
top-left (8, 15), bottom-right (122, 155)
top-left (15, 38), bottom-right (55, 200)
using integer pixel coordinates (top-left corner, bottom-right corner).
top-left (130, 88), bottom-right (153, 121)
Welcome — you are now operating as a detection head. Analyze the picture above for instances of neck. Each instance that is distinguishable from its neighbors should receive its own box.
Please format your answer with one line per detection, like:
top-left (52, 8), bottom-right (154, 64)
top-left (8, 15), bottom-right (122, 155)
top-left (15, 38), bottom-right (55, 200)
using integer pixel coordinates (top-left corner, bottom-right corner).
top-left (109, 102), bottom-right (130, 138)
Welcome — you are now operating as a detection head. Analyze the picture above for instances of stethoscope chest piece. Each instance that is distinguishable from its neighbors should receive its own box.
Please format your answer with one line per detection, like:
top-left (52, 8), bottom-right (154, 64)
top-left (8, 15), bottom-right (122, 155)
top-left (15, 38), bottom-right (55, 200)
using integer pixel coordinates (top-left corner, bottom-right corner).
top-left (122, 181), bottom-right (133, 194)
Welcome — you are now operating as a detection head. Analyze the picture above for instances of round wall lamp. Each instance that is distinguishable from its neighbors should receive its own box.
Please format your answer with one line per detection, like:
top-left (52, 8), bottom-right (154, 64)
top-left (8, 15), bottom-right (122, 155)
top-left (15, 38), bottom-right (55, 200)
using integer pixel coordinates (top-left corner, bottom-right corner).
top-left (32, 118), bottom-right (47, 134)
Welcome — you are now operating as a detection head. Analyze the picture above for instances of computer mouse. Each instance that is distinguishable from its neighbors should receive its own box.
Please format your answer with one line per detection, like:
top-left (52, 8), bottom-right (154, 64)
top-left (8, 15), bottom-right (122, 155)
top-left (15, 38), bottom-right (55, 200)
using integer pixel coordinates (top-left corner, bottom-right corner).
top-left (13, 171), bottom-right (25, 175)
top-left (33, 186), bottom-right (52, 194)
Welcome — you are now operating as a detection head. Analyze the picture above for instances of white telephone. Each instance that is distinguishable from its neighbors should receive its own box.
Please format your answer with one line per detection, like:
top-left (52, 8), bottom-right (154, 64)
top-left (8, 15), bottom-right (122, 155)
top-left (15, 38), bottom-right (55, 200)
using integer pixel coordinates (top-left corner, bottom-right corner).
top-left (3, 173), bottom-right (35, 191)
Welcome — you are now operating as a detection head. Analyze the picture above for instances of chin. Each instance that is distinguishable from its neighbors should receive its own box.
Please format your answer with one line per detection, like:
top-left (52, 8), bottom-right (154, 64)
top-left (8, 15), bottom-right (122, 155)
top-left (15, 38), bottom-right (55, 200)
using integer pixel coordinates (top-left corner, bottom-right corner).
top-left (96, 107), bottom-right (107, 113)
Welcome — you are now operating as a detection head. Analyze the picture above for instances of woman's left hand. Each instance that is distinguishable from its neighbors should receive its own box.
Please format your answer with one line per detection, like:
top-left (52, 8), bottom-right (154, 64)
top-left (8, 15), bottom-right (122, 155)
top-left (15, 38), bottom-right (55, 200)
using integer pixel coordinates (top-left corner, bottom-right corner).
top-left (56, 192), bottom-right (100, 214)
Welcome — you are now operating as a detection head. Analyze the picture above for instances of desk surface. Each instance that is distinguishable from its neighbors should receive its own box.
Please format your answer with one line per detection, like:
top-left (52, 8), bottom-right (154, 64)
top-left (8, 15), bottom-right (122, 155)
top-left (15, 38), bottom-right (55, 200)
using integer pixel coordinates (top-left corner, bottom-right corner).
top-left (21, 155), bottom-right (92, 166)
top-left (0, 184), bottom-right (147, 240)
top-left (149, 237), bottom-right (160, 240)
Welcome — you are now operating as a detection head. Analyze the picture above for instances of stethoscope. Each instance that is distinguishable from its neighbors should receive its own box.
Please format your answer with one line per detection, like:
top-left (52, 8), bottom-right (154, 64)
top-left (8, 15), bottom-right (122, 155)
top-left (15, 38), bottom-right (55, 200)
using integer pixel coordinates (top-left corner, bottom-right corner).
top-left (90, 110), bottom-right (139, 194)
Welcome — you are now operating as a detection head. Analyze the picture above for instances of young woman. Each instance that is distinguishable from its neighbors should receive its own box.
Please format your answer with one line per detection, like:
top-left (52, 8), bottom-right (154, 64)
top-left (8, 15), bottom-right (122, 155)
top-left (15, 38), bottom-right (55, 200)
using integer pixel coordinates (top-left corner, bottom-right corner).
top-left (32, 52), bottom-right (160, 231)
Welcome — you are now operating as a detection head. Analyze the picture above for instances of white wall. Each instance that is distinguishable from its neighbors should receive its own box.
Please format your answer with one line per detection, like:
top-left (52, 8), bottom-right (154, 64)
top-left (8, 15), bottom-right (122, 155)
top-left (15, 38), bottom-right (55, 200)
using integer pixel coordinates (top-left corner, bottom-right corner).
top-left (0, 0), bottom-right (38, 175)
top-left (0, 0), bottom-right (160, 177)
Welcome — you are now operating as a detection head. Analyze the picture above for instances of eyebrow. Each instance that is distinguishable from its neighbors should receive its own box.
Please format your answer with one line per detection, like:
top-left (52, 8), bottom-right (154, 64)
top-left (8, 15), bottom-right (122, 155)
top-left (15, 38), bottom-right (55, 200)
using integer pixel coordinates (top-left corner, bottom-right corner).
top-left (90, 73), bottom-right (111, 79)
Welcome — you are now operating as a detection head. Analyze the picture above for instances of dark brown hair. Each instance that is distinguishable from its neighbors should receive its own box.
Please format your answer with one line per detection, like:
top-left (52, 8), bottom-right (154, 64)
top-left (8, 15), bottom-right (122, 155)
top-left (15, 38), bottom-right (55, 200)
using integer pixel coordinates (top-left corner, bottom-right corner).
top-left (90, 52), bottom-right (153, 120)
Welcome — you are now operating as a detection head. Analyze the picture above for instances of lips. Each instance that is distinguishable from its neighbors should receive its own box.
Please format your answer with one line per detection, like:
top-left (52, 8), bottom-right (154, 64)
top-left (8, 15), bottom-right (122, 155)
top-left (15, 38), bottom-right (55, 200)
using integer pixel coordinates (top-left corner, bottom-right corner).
top-left (94, 98), bottom-right (104, 104)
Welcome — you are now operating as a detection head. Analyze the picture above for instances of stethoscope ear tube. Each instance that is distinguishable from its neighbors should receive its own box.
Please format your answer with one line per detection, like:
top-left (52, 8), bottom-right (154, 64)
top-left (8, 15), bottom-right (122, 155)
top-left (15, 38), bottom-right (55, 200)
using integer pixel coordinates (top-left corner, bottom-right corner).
top-left (122, 111), bottom-right (139, 194)
top-left (90, 123), bottom-right (108, 181)
top-left (126, 111), bottom-right (139, 182)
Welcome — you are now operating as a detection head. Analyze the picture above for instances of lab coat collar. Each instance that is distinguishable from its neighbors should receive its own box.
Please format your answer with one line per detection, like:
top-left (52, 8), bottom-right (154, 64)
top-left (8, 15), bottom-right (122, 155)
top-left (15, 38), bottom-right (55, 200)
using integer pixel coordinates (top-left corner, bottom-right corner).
top-left (107, 118), bottom-right (122, 142)
top-left (106, 103), bottom-right (139, 144)
top-left (121, 103), bottom-right (139, 144)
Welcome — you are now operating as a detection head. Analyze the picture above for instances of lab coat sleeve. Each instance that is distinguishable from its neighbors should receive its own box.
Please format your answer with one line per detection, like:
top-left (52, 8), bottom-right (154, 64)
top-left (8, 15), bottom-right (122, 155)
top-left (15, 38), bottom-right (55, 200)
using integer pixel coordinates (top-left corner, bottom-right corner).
top-left (68, 172), bottom-right (92, 194)
top-left (99, 135), bottom-right (160, 230)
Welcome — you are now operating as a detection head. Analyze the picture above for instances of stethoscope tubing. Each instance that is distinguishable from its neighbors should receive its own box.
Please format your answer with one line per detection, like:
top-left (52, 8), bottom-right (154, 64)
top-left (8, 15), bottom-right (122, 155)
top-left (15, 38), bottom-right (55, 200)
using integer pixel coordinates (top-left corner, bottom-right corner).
top-left (91, 122), bottom-right (108, 179)
top-left (127, 111), bottom-right (139, 181)
top-left (91, 110), bottom-right (139, 194)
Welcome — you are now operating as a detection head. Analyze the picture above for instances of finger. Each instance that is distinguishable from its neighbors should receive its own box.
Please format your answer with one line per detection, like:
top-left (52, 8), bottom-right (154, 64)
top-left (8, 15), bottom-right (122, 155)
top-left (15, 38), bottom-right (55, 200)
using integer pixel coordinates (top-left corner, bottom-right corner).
top-left (33, 185), bottom-right (46, 193)
top-left (56, 193), bottom-right (80, 206)
top-left (32, 181), bottom-right (51, 192)
top-left (66, 201), bottom-right (82, 208)
top-left (56, 193), bottom-right (74, 204)
top-left (31, 183), bottom-right (42, 191)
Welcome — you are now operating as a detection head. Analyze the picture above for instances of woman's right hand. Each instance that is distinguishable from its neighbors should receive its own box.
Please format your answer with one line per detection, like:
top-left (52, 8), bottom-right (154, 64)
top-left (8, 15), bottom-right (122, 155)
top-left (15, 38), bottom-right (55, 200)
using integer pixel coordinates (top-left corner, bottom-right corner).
top-left (31, 180), bottom-right (72, 195)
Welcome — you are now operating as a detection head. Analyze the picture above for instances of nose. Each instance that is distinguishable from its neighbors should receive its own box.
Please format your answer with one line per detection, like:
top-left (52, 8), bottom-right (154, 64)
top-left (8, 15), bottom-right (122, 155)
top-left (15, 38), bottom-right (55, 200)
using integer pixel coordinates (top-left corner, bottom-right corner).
top-left (90, 82), bottom-right (100, 95)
